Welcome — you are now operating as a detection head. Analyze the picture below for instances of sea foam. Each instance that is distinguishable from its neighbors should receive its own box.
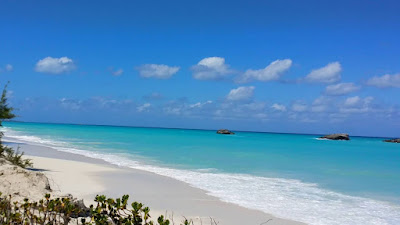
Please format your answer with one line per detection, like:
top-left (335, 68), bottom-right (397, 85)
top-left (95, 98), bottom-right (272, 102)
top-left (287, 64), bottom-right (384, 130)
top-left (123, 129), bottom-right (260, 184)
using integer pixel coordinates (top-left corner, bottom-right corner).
top-left (3, 128), bottom-right (400, 225)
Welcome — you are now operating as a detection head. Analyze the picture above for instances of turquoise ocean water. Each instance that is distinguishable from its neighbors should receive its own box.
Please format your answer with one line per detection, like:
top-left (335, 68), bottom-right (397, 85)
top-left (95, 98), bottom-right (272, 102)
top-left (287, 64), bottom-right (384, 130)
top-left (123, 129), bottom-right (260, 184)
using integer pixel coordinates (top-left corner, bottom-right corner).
top-left (2, 121), bottom-right (400, 225)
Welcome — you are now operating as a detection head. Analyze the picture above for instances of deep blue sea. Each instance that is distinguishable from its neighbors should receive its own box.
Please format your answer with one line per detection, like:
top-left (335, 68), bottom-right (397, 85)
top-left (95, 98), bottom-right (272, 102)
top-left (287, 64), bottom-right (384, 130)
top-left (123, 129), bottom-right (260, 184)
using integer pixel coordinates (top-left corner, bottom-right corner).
top-left (2, 121), bottom-right (400, 225)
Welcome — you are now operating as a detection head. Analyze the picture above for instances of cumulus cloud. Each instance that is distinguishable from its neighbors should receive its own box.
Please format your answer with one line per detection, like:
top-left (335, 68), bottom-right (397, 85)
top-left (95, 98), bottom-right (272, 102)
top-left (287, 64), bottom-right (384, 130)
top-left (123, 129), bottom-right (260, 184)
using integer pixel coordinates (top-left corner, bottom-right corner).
top-left (344, 96), bottom-right (361, 106)
top-left (189, 100), bottom-right (213, 108)
top-left (191, 57), bottom-right (232, 80)
top-left (291, 102), bottom-right (307, 112)
top-left (310, 105), bottom-right (327, 113)
top-left (243, 102), bottom-right (266, 111)
top-left (58, 97), bottom-right (138, 112)
top-left (143, 92), bottom-right (164, 101)
top-left (5, 64), bottom-right (13, 71)
top-left (324, 82), bottom-right (360, 95)
top-left (226, 86), bottom-right (255, 101)
top-left (271, 103), bottom-right (287, 112)
top-left (310, 96), bottom-right (333, 113)
top-left (109, 68), bottom-right (123, 76)
top-left (304, 62), bottom-right (342, 83)
top-left (366, 73), bottom-right (400, 88)
top-left (162, 99), bottom-right (216, 117)
top-left (35, 57), bottom-right (76, 74)
top-left (136, 103), bottom-right (151, 112)
top-left (60, 98), bottom-right (82, 110)
top-left (0, 64), bottom-right (13, 73)
top-left (136, 64), bottom-right (180, 79)
top-left (340, 96), bottom-right (374, 113)
top-left (237, 59), bottom-right (292, 83)
top-left (164, 106), bottom-right (182, 115)
top-left (213, 100), bottom-right (269, 121)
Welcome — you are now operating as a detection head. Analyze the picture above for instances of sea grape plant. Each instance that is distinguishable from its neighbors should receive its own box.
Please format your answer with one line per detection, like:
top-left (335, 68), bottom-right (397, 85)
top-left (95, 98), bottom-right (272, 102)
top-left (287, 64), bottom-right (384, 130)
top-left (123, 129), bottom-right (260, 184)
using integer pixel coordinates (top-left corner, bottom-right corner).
top-left (0, 192), bottom-right (203, 225)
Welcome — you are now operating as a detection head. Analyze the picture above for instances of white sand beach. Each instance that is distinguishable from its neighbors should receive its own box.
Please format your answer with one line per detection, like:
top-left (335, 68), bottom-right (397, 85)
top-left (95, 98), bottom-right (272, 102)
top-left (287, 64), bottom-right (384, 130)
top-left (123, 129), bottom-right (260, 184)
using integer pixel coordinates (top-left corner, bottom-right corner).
top-left (2, 140), bottom-right (304, 225)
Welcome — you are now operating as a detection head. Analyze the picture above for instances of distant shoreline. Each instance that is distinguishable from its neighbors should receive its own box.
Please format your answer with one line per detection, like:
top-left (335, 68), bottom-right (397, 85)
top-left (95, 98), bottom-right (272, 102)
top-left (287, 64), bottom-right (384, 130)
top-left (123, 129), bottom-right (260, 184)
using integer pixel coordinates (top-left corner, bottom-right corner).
top-left (4, 120), bottom-right (396, 139)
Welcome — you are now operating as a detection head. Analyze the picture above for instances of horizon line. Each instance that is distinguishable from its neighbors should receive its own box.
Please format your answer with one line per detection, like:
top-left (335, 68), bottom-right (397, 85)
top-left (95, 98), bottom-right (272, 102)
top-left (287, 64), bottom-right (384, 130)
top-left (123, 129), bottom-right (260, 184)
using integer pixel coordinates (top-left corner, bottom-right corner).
top-left (3, 120), bottom-right (395, 139)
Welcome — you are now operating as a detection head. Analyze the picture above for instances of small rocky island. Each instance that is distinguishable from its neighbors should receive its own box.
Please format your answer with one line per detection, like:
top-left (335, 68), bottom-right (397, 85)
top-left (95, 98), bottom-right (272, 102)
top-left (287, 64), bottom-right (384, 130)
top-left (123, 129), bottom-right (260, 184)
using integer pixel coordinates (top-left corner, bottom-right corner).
top-left (320, 133), bottom-right (350, 140)
top-left (216, 129), bottom-right (235, 135)
top-left (383, 138), bottom-right (400, 143)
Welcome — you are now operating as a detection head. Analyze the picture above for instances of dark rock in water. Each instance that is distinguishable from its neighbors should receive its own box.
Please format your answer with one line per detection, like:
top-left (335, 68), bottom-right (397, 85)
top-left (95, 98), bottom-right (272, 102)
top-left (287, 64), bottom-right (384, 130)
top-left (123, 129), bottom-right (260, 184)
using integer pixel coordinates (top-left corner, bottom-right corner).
top-left (320, 133), bottom-right (350, 140)
top-left (217, 129), bottom-right (235, 135)
top-left (383, 138), bottom-right (400, 143)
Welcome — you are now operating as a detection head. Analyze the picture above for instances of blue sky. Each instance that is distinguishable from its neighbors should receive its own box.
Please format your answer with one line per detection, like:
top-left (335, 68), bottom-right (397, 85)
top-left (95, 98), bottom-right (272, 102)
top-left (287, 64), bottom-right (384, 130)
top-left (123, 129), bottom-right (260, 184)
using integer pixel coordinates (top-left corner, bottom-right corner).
top-left (1, 0), bottom-right (400, 137)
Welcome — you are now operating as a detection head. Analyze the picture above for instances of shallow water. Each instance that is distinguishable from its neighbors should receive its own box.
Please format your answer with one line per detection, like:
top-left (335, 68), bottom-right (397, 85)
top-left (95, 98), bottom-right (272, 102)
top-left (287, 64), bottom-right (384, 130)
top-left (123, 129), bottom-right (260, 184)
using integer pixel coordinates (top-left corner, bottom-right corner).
top-left (2, 121), bottom-right (400, 225)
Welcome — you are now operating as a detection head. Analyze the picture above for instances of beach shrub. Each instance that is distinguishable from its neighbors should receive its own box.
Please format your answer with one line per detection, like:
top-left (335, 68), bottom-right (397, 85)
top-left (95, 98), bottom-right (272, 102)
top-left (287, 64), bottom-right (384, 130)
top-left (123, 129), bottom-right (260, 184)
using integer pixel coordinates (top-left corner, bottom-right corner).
top-left (0, 82), bottom-right (32, 168)
top-left (0, 193), bottom-right (204, 225)
top-left (0, 145), bottom-right (32, 168)
top-left (0, 193), bottom-right (81, 225)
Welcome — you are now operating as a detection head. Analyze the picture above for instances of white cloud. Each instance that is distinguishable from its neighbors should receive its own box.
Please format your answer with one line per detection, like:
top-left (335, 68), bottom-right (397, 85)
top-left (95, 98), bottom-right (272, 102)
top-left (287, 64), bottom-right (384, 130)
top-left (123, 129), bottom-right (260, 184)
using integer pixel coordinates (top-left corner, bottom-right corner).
top-left (226, 86), bottom-right (255, 101)
top-left (191, 57), bottom-right (232, 80)
top-left (324, 82), bottom-right (360, 95)
top-left (238, 59), bottom-right (292, 83)
top-left (143, 92), bottom-right (164, 101)
top-left (344, 96), bottom-right (361, 106)
top-left (243, 102), bottom-right (266, 111)
top-left (271, 103), bottom-right (287, 112)
top-left (311, 105), bottom-right (327, 113)
top-left (312, 96), bottom-right (329, 105)
top-left (162, 99), bottom-right (216, 117)
top-left (340, 96), bottom-right (374, 113)
top-left (137, 103), bottom-right (151, 112)
top-left (0, 64), bottom-right (13, 73)
top-left (6, 90), bottom-right (14, 98)
top-left (310, 96), bottom-right (333, 113)
top-left (60, 98), bottom-right (82, 110)
top-left (305, 62), bottom-right (342, 83)
top-left (35, 57), bottom-right (76, 74)
top-left (111, 68), bottom-right (124, 76)
top-left (5, 64), bottom-right (13, 72)
top-left (364, 96), bottom-right (374, 105)
top-left (164, 106), bottom-right (182, 115)
top-left (254, 113), bottom-right (268, 120)
top-left (292, 103), bottom-right (307, 112)
top-left (189, 100), bottom-right (213, 108)
top-left (366, 73), bottom-right (400, 88)
top-left (136, 64), bottom-right (180, 79)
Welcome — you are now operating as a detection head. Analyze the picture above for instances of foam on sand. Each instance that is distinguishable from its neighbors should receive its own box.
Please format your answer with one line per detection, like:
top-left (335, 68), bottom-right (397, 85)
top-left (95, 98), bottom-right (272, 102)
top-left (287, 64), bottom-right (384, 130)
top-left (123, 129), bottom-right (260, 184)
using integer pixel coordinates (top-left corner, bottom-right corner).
top-left (3, 128), bottom-right (400, 225)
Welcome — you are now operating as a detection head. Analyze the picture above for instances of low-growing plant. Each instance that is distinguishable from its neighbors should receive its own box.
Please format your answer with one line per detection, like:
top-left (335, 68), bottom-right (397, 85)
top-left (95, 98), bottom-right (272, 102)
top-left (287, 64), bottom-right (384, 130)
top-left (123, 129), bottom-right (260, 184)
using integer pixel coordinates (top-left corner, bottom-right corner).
top-left (0, 192), bottom-right (81, 225)
top-left (0, 145), bottom-right (32, 168)
top-left (0, 192), bottom-right (206, 225)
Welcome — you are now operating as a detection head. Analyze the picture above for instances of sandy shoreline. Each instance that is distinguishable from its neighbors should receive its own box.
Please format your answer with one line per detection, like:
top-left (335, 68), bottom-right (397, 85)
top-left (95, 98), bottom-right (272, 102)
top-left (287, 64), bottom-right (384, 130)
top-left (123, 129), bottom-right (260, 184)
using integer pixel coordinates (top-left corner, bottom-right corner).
top-left (3, 139), bottom-right (304, 225)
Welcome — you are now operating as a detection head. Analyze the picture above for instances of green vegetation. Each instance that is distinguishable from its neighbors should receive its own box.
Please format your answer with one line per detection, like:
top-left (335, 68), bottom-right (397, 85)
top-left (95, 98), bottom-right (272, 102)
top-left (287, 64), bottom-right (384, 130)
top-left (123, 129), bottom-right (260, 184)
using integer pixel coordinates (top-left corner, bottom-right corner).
top-left (0, 83), bottom-right (32, 168)
top-left (0, 82), bottom-right (15, 144)
top-left (0, 192), bottom-right (197, 225)
top-left (0, 83), bottom-right (15, 124)
top-left (0, 146), bottom-right (32, 168)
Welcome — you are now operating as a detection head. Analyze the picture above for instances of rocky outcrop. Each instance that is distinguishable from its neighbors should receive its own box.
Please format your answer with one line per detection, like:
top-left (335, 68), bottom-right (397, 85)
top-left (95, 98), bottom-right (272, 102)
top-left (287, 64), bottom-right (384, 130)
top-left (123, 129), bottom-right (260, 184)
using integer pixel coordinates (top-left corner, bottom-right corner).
top-left (383, 138), bottom-right (400, 143)
top-left (320, 133), bottom-right (350, 140)
top-left (216, 129), bottom-right (235, 135)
